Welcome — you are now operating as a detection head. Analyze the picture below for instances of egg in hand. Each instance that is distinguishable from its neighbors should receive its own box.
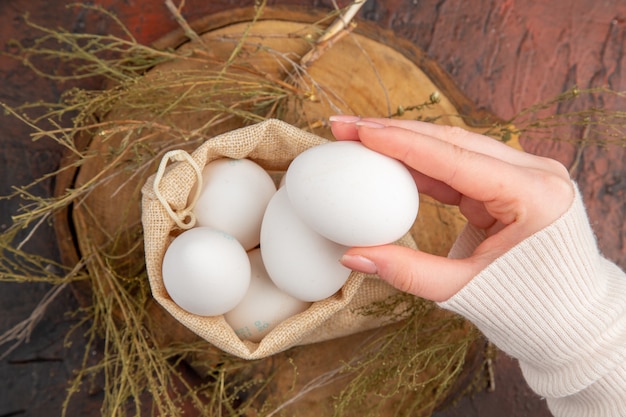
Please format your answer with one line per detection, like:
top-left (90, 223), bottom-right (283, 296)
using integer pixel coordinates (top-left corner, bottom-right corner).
top-left (285, 140), bottom-right (419, 247)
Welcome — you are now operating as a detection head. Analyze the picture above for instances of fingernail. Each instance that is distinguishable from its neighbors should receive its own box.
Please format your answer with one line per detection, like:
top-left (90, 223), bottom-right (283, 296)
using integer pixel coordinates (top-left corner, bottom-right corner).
top-left (355, 120), bottom-right (385, 129)
top-left (329, 115), bottom-right (361, 123)
top-left (340, 254), bottom-right (378, 274)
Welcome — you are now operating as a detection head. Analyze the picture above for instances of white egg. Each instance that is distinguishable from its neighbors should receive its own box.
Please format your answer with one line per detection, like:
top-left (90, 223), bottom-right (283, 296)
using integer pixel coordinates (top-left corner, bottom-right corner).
top-left (260, 187), bottom-right (352, 302)
top-left (192, 158), bottom-right (277, 250)
top-left (162, 227), bottom-right (251, 316)
top-left (285, 141), bottom-right (419, 247)
top-left (224, 249), bottom-right (311, 342)
top-left (278, 171), bottom-right (287, 188)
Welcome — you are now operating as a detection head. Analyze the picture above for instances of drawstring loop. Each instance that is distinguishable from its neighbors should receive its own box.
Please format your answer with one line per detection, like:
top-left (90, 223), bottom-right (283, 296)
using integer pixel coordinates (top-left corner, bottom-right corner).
top-left (153, 150), bottom-right (203, 229)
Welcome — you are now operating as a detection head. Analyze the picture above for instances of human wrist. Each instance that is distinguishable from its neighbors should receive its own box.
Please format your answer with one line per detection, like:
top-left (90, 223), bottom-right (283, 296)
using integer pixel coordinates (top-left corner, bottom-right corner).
top-left (438, 184), bottom-right (626, 397)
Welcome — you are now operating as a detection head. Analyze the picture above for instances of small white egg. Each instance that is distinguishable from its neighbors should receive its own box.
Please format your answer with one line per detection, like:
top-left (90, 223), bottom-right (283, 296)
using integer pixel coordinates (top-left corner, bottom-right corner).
top-left (162, 227), bottom-right (251, 316)
top-left (192, 158), bottom-right (276, 250)
top-left (224, 249), bottom-right (311, 342)
top-left (260, 187), bottom-right (352, 302)
top-left (285, 141), bottom-right (419, 247)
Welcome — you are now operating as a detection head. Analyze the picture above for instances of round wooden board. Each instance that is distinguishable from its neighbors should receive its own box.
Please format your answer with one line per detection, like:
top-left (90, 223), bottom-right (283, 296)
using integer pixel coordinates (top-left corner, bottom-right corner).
top-left (53, 6), bottom-right (516, 416)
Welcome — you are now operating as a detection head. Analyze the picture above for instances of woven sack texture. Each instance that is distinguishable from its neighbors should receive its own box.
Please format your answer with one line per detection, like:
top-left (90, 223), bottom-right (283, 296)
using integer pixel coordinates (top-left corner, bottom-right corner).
top-left (141, 119), bottom-right (417, 359)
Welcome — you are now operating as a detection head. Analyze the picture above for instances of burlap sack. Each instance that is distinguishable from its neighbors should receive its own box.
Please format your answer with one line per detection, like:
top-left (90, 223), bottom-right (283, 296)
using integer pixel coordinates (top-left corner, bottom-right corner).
top-left (141, 119), bottom-right (417, 360)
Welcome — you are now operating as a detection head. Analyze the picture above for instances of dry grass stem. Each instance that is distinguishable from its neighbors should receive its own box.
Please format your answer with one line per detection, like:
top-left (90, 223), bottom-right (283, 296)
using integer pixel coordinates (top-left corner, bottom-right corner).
top-left (2, 3), bottom-right (625, 417)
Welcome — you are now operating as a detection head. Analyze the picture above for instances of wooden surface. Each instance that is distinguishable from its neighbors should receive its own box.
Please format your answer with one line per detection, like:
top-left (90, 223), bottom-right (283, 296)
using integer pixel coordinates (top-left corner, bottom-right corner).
top-left (2, 1), bottom-right (625, 416)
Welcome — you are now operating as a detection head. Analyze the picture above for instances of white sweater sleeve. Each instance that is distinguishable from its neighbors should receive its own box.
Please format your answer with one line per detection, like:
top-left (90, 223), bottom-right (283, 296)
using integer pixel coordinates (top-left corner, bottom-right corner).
top-left (438, 184), bottom-right (626, 417)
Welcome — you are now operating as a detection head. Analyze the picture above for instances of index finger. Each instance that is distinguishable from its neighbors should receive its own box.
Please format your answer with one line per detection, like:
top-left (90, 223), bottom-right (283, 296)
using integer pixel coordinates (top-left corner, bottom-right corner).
top-left (330, 116), bottom-right (552, 174)
top-left (354, 122), bottom-right (523, 205)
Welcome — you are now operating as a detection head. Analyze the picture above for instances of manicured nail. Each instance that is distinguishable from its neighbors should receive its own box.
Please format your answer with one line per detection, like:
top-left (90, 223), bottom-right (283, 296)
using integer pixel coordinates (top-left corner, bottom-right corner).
top-left (340, 254), bottom-right (378, 274)
top-left (329, 115), bottom-right (361, 123)
top-left (355, 120), bottom-right (385, 129)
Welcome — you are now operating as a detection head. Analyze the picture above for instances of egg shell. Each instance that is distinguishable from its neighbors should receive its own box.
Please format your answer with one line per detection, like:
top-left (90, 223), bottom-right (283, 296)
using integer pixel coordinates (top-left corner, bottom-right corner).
top-left (285, 141), bottom-right (419, 247)
top-left (224, 249), bottom-right (311, 342)
top-left (192, 158), bottom-right (277, 250)
top-left (162, 227), bottom-right (251, 316)
top-left (260, 187), bottom-right (352, 302)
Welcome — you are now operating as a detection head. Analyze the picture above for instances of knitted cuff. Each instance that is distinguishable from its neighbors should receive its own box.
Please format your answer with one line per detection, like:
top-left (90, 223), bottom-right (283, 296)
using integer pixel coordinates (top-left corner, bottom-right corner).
top-left (439, 185), bottom-right (626, 407)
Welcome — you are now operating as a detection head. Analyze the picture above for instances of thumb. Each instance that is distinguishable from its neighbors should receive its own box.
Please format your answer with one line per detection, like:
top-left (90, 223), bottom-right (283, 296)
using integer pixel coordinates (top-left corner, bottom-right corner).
top-left (340, 245), bottom-right (476, 302)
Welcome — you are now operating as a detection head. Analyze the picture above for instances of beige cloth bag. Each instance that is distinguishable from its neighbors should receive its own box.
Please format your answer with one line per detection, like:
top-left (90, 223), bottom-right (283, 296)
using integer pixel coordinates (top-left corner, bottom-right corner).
top-left (141, 119), bottom-right (417, 360)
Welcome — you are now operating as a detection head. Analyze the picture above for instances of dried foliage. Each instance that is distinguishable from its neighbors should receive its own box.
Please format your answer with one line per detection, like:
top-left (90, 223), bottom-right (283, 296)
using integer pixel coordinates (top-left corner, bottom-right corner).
top-left (1, 2), bottom-right (625, 416)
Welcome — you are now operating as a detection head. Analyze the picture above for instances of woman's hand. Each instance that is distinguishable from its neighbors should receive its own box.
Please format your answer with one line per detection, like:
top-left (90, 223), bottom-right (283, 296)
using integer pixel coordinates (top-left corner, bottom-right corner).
top-left (330, 115), bottom-right (575, 302)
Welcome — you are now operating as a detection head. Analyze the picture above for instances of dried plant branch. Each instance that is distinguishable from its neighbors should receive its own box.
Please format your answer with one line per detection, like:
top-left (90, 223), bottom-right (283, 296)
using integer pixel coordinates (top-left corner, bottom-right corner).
top-left (318, 0), bottom-right (367, 43)
top-left (0, 257), bottom-right (83, 360)
top-left (165, 0), bottom-right (205, 47)
top-left (0, 283), bottom-right (68, 359)
top-left (5, 4), bottom-right (624, 417)
top-left (300, 0), bottom-right (366, 68)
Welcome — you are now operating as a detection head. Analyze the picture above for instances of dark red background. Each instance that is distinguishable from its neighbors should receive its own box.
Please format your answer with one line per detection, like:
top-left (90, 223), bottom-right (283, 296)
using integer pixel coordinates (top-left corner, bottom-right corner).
top-left (1, 1), bottom-right (625, 416)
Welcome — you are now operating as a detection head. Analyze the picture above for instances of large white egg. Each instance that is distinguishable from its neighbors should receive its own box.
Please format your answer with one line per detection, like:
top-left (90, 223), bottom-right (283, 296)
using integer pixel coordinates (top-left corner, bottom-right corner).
top-left (192, 158), bottom-right (276, 250)
top-left (285, 141), bottom-right (419, 247)
top-left (260, 188), bottom-right (352, 302)
top-left (224, 249), bottom-right (311, 342)
top-left (162, 227), bottom-right (251, 316)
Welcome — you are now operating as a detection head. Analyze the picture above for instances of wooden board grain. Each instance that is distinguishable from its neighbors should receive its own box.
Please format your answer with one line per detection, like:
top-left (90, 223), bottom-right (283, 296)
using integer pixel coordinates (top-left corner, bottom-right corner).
top-left (2, 1), bottom-right (625, 416)
top-left (51, 8), bottom-right (503, 416)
